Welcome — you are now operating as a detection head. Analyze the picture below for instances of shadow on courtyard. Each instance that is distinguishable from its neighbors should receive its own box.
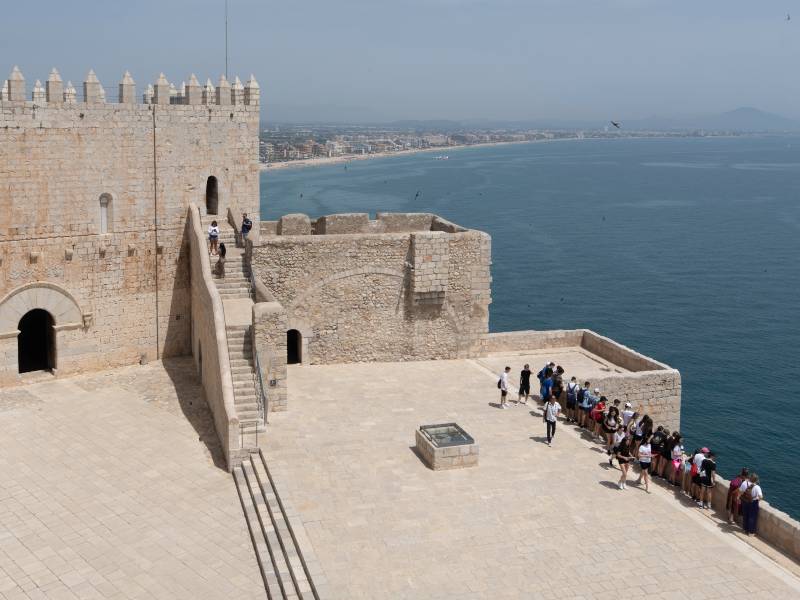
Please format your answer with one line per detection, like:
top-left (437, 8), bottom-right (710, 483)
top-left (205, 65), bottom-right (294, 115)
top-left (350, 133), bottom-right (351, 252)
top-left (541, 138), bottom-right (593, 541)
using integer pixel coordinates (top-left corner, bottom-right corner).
top-left (162, 357), bottom-right (228, 471)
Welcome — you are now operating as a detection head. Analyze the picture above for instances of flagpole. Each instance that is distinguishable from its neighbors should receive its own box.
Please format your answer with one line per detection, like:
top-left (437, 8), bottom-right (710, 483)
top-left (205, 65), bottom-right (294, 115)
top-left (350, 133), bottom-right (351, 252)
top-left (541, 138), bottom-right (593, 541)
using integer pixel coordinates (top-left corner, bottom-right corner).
top-left (225, 0), bottom-right (229, 79)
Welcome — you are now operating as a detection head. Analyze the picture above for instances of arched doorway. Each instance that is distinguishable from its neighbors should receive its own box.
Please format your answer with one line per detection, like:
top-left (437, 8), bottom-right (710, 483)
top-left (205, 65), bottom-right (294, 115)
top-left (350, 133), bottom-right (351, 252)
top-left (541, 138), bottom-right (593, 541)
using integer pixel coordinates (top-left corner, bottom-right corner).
top-left (287, 329), bottom-right (302, 364)
top-left (18, 309), bottom-right (55, 373)
top-left (205, 176), bottom-right (219, 215)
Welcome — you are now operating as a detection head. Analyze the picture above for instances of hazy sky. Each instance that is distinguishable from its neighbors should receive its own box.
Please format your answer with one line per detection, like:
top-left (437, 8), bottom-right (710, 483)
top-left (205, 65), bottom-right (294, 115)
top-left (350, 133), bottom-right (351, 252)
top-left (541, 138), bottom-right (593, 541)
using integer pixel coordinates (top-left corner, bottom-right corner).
top-left (3, 0), bottom-right (799, 122)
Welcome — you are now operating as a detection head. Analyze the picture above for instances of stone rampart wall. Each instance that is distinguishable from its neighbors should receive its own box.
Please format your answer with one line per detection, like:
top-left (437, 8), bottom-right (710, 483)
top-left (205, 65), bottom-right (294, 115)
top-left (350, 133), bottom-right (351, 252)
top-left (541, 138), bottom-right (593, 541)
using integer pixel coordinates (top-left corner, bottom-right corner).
top-left (0, 90), bottom-right (258, 383)
top-left (251, 224), bottom-right (491, 364)
top-left (483, 330), bottom-right (682, 431)
top-left (260, 212), bottom-right (467, 238)
top-left (188, 205), bottom-right (241, 469)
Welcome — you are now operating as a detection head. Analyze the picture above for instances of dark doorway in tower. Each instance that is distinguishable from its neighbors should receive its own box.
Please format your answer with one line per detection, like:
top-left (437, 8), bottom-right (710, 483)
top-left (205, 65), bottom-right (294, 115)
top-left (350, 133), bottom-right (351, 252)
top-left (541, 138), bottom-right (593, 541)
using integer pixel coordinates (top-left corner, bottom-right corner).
top-left (287, 329), bottom-right (302, 364)
top-left (18, 309), bottom-right (55, 374)
top-left (205, 176), bottom-right (219, 215)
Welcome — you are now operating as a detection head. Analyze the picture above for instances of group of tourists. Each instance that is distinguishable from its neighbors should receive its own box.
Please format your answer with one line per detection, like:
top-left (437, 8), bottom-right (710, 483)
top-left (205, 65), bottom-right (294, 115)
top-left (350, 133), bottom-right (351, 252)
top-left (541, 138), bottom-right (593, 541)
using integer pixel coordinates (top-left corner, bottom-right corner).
top-left (207, 213), bottom-right (253, 278)
top-left (497, 361), bottom-right (765, 535)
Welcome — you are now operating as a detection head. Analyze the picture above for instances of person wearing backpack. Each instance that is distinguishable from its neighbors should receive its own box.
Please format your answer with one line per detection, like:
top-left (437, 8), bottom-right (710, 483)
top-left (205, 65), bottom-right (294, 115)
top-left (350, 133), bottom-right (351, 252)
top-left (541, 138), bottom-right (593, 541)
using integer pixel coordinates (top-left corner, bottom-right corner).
top-left (565, 376), bottom-right (579, 423)
top-left (498, 366), bottom-right (511, 409)
top-left (577, 383), bottom-right (594, 429)
top-left (727, 467), bottom-right (749, 524)
top-left (741, 473), bottom-right (764, 535)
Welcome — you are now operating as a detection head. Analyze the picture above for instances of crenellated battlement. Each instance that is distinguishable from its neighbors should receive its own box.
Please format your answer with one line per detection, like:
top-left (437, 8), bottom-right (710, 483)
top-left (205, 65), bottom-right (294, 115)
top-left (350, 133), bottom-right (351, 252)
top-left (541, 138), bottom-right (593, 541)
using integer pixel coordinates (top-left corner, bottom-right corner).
top-left (0, 66), bottom-right (260, 108)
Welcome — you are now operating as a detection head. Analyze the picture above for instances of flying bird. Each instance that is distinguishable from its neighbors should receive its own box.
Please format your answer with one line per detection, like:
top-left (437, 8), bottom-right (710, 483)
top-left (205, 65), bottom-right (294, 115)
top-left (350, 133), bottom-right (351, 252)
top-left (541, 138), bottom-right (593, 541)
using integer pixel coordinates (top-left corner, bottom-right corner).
top-left (787, 13), bottom-right (791, 21)
top-left (414, 190), bottom-right (421, 200)
top-left (610, 121), bottom-right (621, 129)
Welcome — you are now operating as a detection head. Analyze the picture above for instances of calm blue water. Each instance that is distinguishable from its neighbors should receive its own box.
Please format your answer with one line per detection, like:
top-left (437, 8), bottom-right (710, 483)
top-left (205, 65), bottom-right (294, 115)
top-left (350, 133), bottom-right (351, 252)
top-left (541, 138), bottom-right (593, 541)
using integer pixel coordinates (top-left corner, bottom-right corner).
top-left (260, 137), bottom-right (800, 517)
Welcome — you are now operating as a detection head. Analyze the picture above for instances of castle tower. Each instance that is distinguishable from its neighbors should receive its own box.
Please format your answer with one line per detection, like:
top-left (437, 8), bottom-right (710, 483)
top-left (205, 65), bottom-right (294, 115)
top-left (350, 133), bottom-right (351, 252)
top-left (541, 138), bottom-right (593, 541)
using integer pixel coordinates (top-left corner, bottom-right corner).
top-left (63, 81), bottom-right (77, 104)
top-left (46, 69), bottom-right (63, 104)
top-left (83, 70), bottom-right (103, 104)
top-left (32, 80), bottom-right (46, 104)
top-left (231, 76), bottom-right (244, 105)
top-left (7, 66), bottom-right (25, 101)
top-left (202, 78), bottom-right (214, 105)
top-left (118, 71), bottom-right (136, 104)
top-left (215, 74), bottom-right (231, 106)
top-left (185, 74), bottom-right (202, 105)
top-left (244, 75), bottom-right (260, 106)
top-left (153, 73), bottom-right (170, 105)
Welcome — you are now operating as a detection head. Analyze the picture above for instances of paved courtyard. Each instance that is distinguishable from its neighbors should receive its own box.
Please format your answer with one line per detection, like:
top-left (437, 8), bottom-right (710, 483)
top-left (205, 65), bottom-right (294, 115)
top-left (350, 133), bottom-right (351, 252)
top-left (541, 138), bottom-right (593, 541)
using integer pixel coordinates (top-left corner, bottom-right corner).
top-left (0, 359), bottom-right (263, 600)
top-left (263, 357), bottom-right (800, 599)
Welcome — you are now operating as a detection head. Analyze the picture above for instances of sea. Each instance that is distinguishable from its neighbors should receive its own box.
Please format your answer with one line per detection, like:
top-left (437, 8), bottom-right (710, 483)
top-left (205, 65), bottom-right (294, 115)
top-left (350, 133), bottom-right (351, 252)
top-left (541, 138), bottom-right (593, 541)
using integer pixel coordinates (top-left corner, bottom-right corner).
top-left (260, 136), bottom-right (800, 518)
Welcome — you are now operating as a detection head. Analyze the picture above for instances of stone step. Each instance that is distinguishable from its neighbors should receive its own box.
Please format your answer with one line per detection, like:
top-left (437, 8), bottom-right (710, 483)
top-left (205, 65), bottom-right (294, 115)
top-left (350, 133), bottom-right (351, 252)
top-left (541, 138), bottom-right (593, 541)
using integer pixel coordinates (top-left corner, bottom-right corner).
top-left (219, 292), bottom-right (252, 299)
top-left (231, 358), bottom-right (253, 369)
top-left (232, 467), bottom-right (284, 598)
top-left (231, 365), bottom-right (254, 375)
top-left (229, 350), bottom-right (254, 359)
top-left (250, 451), bottom-right (317, 598)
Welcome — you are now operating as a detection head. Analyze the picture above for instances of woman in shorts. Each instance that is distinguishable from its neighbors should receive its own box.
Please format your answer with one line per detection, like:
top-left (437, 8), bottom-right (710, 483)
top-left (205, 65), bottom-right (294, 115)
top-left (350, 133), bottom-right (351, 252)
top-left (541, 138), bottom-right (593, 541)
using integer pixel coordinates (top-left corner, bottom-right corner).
top-left (635, 434), bottom-right (653, 493)
top-left (609, 425), bottom-right (626, 466)
top-left (631, 414), bottom-right (651, 455)
top-left (668, 432), bottom-right (683, 486)
top-left (591, 396), bottom-right (607, 441)
top-left (698, 451), bottom-right (717, 509)
top-left (615, 433), bottom-right (633, 490)
top-left (602, 406), bottom-right (619, 455)
top-left (208, 220), bottom-right (220, 255)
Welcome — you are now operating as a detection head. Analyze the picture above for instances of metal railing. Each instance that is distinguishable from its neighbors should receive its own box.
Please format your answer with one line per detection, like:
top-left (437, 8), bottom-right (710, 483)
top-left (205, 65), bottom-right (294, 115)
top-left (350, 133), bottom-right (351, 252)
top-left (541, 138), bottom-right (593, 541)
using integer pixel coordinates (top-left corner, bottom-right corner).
top-left (254, 345), bottom-right (269, 425)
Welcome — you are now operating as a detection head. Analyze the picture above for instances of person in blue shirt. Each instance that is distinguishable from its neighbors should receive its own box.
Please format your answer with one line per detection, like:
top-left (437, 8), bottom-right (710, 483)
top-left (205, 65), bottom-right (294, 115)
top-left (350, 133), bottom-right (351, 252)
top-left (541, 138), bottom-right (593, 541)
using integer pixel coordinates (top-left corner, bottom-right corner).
top-left (578, 383), bottom-right (598, 429)
top-left (241, 213), bottom-right (253, 243)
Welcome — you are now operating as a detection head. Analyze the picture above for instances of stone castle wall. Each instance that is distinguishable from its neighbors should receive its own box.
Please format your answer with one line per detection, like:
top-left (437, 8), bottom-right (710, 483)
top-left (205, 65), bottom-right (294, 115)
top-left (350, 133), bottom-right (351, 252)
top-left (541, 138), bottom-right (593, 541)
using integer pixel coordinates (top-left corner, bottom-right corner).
top-left (251, 213), bottom-right (492, 364)
top-left (0, 69), bottom-right (260, 385)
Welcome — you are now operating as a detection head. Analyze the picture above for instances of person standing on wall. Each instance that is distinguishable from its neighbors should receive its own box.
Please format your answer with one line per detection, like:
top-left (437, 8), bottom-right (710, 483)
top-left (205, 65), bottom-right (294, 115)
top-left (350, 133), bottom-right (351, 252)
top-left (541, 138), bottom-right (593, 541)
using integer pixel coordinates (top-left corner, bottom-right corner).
top-left (498, 366), bottom-right (511, 409)
top-left (208, 220), bottom-right (220, 255)
top-left (518, 364), bottom-right (532, 405)
top-left (241, 213), bottom-right (253, 245)
top-left (543, 394), bottom-right (561, 446)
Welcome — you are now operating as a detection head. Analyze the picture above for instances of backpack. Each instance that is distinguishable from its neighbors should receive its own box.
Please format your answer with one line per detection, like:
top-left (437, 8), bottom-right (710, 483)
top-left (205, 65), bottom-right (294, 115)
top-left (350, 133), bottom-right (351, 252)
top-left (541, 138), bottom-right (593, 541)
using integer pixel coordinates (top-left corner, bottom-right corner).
top-left (536, 369), bottom-right (545, 383)
top-left (497, 378), bottom-right (502, 389)
top-left (567, 383), bottom-right (578, 401)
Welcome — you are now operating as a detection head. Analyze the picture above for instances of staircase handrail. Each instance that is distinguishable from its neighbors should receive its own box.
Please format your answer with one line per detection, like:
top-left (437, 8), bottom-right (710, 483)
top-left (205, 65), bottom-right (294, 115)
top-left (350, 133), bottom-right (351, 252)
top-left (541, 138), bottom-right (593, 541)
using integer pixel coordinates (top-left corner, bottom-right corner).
top-left (254, 345), bottom-right (269, 425)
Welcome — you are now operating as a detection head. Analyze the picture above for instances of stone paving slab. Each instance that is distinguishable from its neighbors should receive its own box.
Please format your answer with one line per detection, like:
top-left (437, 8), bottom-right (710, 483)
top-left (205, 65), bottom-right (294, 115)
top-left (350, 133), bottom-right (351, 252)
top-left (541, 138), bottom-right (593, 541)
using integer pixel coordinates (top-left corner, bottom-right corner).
top-left (478, 347), bottom-right (630, 383)
top-left (0, 359), bottom-right (264, 600)
top-left (262, 358), bottom-right (800, 600)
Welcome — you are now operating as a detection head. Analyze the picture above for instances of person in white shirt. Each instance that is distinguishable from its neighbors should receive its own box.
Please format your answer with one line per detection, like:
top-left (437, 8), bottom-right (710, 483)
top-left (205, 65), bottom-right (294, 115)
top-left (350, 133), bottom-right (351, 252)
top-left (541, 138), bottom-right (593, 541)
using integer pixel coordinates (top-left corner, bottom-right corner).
top-left (499, 366), bottom-right (511, 409)
top-left (621, 402), bottom-right (635, 427)
top-left (635, 436), bottom-right (653, 493)
top-left (543, 396), bottom-right (561, 446)
top-left (208, 220), bottom-right (220, 255)
top-left (742, 473), bottom-right (764, 535)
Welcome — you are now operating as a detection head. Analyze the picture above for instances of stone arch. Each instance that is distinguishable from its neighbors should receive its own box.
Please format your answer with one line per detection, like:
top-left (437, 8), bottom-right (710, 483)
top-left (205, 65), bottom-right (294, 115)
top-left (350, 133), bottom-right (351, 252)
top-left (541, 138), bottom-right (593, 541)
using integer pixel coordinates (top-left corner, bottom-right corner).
top-left (205, 176), bottom-right (219, 215)
top-left (288, 268), bottom-right (463, 334)
top-left (0, 283), bottom-right (84, 335)
top-left (98, 192), bottom-right (114, 234)
top-left (18, 309), bottom-right (55, 373)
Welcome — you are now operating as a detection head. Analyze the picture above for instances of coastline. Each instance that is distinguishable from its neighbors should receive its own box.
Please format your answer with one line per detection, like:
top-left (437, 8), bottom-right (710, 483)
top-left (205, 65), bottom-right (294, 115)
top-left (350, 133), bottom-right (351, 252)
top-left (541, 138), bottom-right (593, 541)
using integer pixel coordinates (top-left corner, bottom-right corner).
top-left (260, 139), bottom-right (535, 171)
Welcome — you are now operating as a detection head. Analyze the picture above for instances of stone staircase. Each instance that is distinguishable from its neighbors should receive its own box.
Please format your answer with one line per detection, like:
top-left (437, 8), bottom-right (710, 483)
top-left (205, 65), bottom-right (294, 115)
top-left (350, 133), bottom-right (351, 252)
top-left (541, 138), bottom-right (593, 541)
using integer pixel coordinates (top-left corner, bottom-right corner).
top-left (233, 450), bottom-right (321, 599)
top-left (202, 215), bottom-right (263, 433)
top-left (227, 325), bottom-right (264, 433)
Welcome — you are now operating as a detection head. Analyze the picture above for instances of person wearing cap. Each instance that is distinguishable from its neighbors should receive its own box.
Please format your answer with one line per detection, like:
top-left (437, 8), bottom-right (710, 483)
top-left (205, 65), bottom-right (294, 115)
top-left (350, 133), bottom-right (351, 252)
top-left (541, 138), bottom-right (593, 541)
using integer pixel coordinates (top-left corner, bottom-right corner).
top-left (698, 451), bottom-right (717, 509)
top-left (691, 447), bottom-right (709, 502)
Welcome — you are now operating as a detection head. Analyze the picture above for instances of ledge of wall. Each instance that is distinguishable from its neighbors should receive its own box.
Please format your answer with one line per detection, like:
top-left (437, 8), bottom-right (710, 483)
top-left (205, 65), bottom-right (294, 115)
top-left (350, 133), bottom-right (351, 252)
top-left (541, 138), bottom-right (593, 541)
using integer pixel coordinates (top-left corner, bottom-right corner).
top-left (188, 204), bottom-right (241, 470)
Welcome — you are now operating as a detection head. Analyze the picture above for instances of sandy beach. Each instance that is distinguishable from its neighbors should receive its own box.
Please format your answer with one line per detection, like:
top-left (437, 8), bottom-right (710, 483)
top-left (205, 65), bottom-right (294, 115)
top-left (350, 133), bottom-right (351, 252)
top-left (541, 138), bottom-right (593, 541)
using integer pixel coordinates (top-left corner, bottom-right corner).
top-left (260, 140), bottom-right (537, 171)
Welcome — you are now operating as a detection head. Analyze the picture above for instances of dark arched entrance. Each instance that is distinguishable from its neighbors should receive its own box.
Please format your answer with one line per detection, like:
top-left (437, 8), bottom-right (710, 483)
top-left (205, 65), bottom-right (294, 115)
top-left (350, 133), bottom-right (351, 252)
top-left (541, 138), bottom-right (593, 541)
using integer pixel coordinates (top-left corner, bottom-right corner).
top-left (205, 176), bottom-right (219, 215)
top-left (18, 309), bottom-right (55, 373)
top-left (287, 329), bottom-right (302, 364)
